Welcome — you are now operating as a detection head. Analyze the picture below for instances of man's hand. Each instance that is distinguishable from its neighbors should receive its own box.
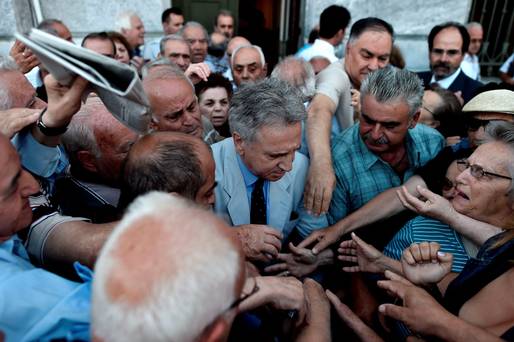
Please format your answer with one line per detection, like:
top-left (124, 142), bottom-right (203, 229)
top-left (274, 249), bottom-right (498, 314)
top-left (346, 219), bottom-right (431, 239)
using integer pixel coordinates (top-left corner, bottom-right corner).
top-left (235, 224), bottom-right (282, 262)
top-left (377, 271), bottom-right (453, 337)
top-left (298, 224), bottom-right (342, 255)
top-left (295, 278), bottom-right (331, 342)
top-left (9, 40), bottom-right (40, 74)
top-left (351, 89), bottom-right (361, 119)
top-left (185, 62), bottom-right (211, 84)
top-left (0, 108), bottom-right (40, 138)
top-left (326, 289), bottom-right (384, 342)
top-left (397, 185), bottom-right (456, 224)
top-left (338, 232), bottom-right (387, 274)
top-left (304, 160), bottom-right (336, 216)
top-left (401, 242), bottom-right (453, 286)
top-left (43, 74), bottom-right (89, 128)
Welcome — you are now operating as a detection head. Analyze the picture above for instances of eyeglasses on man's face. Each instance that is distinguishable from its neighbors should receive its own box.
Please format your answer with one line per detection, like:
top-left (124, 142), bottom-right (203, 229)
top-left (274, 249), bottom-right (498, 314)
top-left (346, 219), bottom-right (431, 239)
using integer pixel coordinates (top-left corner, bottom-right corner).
top-left (456, 159), bottom-right (512, 181)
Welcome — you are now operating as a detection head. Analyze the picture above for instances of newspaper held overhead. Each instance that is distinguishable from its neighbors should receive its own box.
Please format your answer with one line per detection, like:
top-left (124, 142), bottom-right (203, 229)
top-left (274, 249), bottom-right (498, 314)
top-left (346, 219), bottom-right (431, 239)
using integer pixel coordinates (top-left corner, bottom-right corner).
top-left (15, 29), bottom-right (151, 133)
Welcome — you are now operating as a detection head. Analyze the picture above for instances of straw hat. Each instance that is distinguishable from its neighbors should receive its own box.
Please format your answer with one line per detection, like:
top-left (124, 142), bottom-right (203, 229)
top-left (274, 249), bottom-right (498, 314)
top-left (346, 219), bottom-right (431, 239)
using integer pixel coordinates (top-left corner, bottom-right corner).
top-left (462, 89), bottom-right (514, 114)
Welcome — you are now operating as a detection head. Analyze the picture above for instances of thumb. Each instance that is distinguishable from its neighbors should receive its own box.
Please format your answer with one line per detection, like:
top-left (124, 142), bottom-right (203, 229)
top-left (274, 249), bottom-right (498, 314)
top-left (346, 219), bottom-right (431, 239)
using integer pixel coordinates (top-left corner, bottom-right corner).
top-left (378, 303), bottom-right (405, 321)
top-left (437, 251), bottom-right (453, 264)
top-left (416, 185), bottom-right (438, 202)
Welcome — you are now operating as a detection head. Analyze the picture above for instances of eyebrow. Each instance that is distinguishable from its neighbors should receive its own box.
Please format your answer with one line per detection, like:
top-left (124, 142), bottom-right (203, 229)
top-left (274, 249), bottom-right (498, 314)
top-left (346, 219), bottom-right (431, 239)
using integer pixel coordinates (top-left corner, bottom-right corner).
top-left (362, 113), bottom-right (401, 126)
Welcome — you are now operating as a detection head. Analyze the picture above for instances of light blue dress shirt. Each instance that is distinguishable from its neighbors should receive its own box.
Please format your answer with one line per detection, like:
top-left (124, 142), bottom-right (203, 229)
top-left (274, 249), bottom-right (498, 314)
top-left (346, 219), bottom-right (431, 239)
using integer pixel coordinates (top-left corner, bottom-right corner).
top-left (0, 236), bottom-right (91, 341)
top-left (236, 154), bottom-right (270, 224)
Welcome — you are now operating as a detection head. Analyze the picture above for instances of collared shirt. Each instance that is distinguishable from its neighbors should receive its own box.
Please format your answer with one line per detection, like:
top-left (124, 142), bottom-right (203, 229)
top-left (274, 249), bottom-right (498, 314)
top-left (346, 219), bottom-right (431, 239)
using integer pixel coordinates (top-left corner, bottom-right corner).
top-left (499, 53), bottom-right (514, 75)
top-left (236, 154), bottom-right (270, 224)
top-left (0, 236), bottom-right (91, 341)
top-left (430, 67), bottom-right (462, 89)
top-left (461, 53), bottom-right (481, 80)
top-left (297, 39), bottom-right (338, 63)
top-left (142, 38), bottom-right (161, 61)
top-left (329, 123), bottom-right (444, 223)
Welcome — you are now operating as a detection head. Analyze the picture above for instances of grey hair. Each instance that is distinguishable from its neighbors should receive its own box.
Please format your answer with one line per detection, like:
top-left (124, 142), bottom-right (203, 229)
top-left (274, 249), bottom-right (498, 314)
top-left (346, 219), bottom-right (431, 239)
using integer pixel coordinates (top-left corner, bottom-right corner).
top-left (485, 121), bottom-right (514, 200)
top-left (141, 57), bottom-right (183, 79)
top-left (271, 56), bottom-right (315, 102)
top-left (0, 56), bottom-right (20, 110)
top-left (466, 21), bottom-right (482, 30)
top-left (159, 34), bottom-right (189, 55)
top-left (114, 11), bottom-right (137, 32)
top-left (229, 77), bottom-right (306, 142)
top-left (180, 21), bottom-right (208, 40)
top-left (360, 67), bottom-right (423, 117)
top-left (231, 44), bottom-right (266, 67)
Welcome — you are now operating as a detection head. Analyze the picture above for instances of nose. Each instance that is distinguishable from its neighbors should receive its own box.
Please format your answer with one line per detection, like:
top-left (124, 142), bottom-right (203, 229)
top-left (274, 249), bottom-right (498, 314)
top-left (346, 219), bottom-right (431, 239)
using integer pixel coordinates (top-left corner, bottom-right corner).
top-left (368, 58), bottom-right (379, 71)
top-left (440, 52), bottom-right (450, 62)
top-left (21, 170), bottom-right (40, 197)
top-left (177, 56), bottom-right (185, 68)
top-left (278, 153), bottom-right (295, 173)
top-left (242, 67), bottom-right (249, 79)
top-left (370, 123), bottom-right (383, 140)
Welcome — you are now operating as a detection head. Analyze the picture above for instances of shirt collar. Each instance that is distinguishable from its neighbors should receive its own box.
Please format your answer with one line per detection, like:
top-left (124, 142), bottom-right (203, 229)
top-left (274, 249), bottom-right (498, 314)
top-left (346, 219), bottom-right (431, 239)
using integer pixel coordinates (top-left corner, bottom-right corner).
top-left (312, 39), bottom-right (335, 52)
top-left (236, 153), bottom-right (259, 186)
top-left (430, 67), bottom-right (462, 89)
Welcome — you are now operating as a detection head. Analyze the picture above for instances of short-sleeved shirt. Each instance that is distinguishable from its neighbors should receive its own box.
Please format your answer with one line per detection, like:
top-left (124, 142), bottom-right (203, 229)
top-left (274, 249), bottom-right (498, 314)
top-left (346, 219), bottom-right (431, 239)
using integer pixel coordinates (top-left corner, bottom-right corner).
top-left (500, 53), bottom-right (514, 76)
top-left (329, 123), bottom-right (444, 223)
top-left (315, 59), bottom-right (355, 131)
top-left (383, 216), bottom-right (470, 272)
top-left (297, 39), bottom-right (338, 63)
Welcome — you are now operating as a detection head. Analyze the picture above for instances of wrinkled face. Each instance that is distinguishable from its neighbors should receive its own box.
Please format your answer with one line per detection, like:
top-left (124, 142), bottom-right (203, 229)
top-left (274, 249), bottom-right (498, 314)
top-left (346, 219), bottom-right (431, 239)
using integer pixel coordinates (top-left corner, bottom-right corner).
top-left (114, 40), bottom-right (130, 64)
top-left (442, 160), bottom-right (460, 200)
top-left (164, 13), bottom-right (184, 34)
top-left (345, 30), bottom-right (392, 89)
top-left (419, 90), bottom-right (442, 128)
top-left (198, 87), bottom-right (229, 128)
top-left (216, 15), bottom-right (234, 38)
top-left (147, 78), bottom-right (203, 138)
top-left (359, 95), bottom-right (417, 154)
top-left (83, 38), bottom-right (115, 58)
top-left (1, 71), bottom-right (46, 109)
top-left (123, 15), bottom-right (145, 48)
top-left (234, 123), bottom-right (301, 181)
top-left (183, 26), bottom-right (208, 63)
top-left (163, 40), bottom-right (191, 71)
top-left (430, 27), bottom-right (464, 80)
top-left (467, 26), bottom-right (483, 56)
top-left (195, 146), bottom-right (217, 208)
top-left (232, 47), bottom-right (266, 86)
top-left (452, 142), bottom-right (514, 225)
top-left (0, 139), bottom-right (40, 242)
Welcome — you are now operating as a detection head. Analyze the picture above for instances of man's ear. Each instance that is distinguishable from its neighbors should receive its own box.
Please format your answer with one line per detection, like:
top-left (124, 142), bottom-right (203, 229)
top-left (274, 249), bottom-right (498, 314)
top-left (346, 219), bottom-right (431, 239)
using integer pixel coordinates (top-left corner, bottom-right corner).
top-left (262, 64), bottom-right (268, 77)
top-left (232, 132), bottom-right (246, 156)
top-left (77, 150), bottom-right (98, 173)
top-left (409, 110), bottom-right (421, 129)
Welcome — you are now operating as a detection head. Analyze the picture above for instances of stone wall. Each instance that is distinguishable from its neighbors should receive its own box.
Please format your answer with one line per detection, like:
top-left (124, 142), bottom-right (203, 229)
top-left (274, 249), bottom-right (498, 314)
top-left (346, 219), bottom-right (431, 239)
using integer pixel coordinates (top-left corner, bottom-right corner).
top-left (303, 0), bottom-right (472, 71)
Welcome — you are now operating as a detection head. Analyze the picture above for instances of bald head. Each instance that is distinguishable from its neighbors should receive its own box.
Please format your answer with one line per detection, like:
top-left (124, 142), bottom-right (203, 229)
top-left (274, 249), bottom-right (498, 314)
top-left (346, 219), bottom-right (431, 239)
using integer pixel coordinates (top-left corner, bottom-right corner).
top-left (226, 36), bottom-right (250, 60)
top-left (92, 192), bottom-right (243, 342)
top-left (271, 56), bottom-right (315, 101)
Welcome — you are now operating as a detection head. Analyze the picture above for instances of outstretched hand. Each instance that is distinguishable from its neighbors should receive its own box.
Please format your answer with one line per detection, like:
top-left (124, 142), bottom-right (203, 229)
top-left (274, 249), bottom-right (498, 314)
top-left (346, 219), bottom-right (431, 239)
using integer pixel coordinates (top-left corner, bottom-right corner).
top-left (396, 185), bottom-right (456, 224)
top-left (338, 232), bottom-right (387, 274)
top-left (401, 242), bottom-right (453, 286)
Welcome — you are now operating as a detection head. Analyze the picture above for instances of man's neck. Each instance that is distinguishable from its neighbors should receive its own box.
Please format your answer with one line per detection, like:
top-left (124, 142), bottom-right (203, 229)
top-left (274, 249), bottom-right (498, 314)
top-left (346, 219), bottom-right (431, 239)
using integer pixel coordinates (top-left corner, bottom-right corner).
top-left (377, 144), bottom-right (409, 173)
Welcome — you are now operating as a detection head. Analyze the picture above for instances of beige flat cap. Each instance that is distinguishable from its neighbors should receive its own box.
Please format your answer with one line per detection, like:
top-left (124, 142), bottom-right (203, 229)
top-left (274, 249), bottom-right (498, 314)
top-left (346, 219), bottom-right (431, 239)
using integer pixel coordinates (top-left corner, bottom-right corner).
top-left (462, 89), bottom-right (514, 114)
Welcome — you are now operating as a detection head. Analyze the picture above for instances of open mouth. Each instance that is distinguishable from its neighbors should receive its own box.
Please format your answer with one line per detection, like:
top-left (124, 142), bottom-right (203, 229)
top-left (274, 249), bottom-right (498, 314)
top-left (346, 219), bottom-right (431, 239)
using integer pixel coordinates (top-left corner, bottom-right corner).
top-left (456, 189), bottom-right (470, 200)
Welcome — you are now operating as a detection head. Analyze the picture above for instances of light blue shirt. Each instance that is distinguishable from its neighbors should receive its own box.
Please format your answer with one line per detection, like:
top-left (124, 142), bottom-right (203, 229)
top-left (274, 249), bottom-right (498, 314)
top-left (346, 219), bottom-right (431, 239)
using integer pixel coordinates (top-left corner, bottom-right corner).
top-left (236, 154), bottom-right (270, 224)
top-left (0, 236), bottom-right (91, 341)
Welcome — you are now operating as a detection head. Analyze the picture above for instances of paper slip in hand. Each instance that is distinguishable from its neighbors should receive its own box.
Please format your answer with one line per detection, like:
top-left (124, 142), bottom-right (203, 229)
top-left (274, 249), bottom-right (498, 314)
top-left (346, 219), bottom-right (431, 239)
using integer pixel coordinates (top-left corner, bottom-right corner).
top-left (15, 29), bottom-right (151, 133)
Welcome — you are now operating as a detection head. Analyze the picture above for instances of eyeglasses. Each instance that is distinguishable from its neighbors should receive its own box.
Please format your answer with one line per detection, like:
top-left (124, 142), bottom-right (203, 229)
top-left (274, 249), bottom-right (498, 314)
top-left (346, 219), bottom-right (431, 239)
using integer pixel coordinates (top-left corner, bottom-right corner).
top-left (467, 118), bottom-right (491, 132)
top-left (456, 159), bottom-right (512, 181)
top-left (226, 278), bottom-right (260, 311)
top-left (422, 105), bottom-right (435, 116)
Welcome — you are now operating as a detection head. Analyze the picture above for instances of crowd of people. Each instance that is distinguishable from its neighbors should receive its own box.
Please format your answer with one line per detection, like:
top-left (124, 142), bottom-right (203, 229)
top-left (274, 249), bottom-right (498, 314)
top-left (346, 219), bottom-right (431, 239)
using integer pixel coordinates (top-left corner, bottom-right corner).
top-left (1, 3), bottom-right (514, 341)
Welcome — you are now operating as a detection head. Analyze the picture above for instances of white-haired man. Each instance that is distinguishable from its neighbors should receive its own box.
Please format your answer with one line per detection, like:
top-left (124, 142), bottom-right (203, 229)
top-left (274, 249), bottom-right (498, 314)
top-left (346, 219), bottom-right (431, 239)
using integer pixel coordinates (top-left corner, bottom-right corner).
top-left (231, 44), bottom-right (267, 88)
top-left (114, 11), bottom-right (145, 58)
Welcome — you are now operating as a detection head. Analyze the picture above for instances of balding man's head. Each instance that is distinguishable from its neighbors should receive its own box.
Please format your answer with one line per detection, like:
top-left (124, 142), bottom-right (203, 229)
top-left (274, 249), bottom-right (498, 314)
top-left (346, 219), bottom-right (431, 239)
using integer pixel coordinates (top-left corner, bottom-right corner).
top-left (92, 192), bottom-right (244, 342)
top-left (231, 45), bottom-right (267, 86)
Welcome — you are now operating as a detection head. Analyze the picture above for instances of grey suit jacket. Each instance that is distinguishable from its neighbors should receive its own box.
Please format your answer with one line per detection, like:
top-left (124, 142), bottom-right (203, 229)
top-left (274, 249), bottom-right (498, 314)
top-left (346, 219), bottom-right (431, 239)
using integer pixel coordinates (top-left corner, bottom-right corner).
top-left (211, 138), bottom-right (328, 239)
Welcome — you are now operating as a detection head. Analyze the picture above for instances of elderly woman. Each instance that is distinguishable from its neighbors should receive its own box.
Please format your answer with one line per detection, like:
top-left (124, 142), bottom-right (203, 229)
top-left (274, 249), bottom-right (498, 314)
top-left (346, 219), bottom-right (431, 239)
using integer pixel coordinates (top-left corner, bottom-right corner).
top-left (339, 121), bottom-right (514, 340)
top-left (195, 73), bottom-right (233, 137)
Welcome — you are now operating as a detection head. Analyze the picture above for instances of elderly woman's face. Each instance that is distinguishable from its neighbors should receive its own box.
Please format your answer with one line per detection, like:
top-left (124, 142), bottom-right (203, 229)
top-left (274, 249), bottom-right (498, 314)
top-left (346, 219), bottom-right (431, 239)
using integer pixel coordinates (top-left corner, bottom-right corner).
top-left (451, 141), bottom-right (514, 225)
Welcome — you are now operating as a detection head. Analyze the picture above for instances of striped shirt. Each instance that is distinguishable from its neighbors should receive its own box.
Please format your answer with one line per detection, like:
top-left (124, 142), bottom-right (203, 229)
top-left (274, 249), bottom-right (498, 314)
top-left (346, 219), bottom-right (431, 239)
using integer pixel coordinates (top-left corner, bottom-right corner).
top-left (383, 216), bottom-right (470, 272)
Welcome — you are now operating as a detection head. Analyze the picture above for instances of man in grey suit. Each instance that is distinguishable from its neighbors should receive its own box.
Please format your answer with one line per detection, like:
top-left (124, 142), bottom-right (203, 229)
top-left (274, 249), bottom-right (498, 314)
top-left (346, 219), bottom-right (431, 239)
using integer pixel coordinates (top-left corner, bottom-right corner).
top-left (212, 78), bottom-right (328, 275)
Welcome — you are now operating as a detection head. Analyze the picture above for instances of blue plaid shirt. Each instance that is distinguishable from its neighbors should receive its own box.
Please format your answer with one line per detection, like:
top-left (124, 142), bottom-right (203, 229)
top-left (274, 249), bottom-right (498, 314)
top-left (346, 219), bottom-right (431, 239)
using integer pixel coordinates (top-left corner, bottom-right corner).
top-left (329, 123), bottom-right (444, 224)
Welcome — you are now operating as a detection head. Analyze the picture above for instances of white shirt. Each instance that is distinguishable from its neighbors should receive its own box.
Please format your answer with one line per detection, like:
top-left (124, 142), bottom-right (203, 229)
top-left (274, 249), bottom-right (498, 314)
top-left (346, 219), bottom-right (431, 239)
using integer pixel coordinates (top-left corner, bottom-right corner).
top-left (297, 39), bottom-right (338, 63)
top-left (430, 67), bottom-right (462, 89)
top-left (500, 53), bottom-right (514, 73)
top-left (461, 53), bottom-right (480, 80)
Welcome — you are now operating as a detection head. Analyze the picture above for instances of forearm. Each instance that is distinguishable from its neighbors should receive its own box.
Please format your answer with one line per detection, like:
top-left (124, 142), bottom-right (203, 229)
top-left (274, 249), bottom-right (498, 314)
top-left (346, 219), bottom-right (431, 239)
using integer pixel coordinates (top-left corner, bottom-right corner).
top-left (334, 175), bottom-right (426, 235)
top-left (44, 220), bottom-right (115, 268)
top-left (447, 213), bottom-right (502, 245)
top-left (437, 314), bottom-right (504, 342)
top-left (306, 97), bottom-right (334, 163)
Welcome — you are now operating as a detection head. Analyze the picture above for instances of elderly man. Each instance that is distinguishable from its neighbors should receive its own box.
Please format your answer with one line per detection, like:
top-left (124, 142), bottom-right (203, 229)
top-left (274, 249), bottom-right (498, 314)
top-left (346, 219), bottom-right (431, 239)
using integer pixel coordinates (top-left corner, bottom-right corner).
top-left (181, 21), bottom-right (213, 69)
top-left (461, 22), bottom-right (483, 81)
top-left (0, 133), bottom-right (92, 341)
top-left (114, 11), bottom-right (145, 58)
top-left (222, 35), bottom-right (251, 83)
top-left (417, 22), bottom-right (482, 103)
top-left (214, 9), bottom-right (235, 38)
top-left (297, 5), bottom-right (351, 63)
top-left (55, 96), bottom-right (138, 223)
top-left (143, 7), bottom-right (184, 60)
top-left (143, 64), bottom-right (222, 144)
top-left (81, 31), bottom-right (116, 58)
top-left (304, 17), bottom-right (394, 216)
top-left (159, 34), bottom-right (191, 71)
top-left (212, 78), bottom-right (327, 255)
top-left (231, 44), bottom-right (267, 87)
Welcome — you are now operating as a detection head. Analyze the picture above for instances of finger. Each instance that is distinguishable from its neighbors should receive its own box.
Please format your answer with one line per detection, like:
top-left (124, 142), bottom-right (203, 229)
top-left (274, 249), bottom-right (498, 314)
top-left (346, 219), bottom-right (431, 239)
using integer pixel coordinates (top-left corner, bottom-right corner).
top-left (337, 247), bottom-right (357, 256)
top-left (342, 265), bottom-right (360, 272)
top-left (262, 226), bottom-right (283, 239)
top-left (264, 262), bottom-right (288, 273)
top-left (12, 111), bottom-right (40, 128)
top-left (378, 303), bottom-right (406, 322)
top-left (288, 242), bottom-right (308, 256)
top-left (338, 255), bottom-right (358, 263)
top-left (409, 243), bottom-right (422, 262)
top-left (303, 182), bottom-right (315, 214)
top-left (429, 242), bottom-right (440, 261)
top-left (401, 248), bottom-right (416, 265)
top-left (351, 232), bottom-right (370, 250)
top-left (264, 234), bottom-right (282, 251)
top-left (297, 232), bottom-right (319, 249)
top-left (376, 279), bottom-right (407, 300)
top-left (416, 186), bottom-right (438, 202)
top-left (312, 235), bottom-right (333, 255)
top-left (321, 186), bottom-right (332, 214)
top-left (436, 250), bottom-right (453, 264)
top-left (339, 239), bottom-right (356, 249)
top-left (400, 187), bottom-right (425, 211)
top-left (383, 270), bottom-right (412, 286)
top-left (419, 241), bottom-right (431, 261)
top-left (262, 243), bottom-right (280, 258)
top-left (396, 189), bottom-right (418, 212)
top-left (312, 188), bottom-right (323, 216)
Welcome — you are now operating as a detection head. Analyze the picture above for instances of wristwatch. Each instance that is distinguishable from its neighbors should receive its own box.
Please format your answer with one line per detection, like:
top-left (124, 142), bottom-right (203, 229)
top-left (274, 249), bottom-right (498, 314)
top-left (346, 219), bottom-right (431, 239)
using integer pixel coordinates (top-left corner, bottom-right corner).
top-left (36, 108), bottom-right (68, 136)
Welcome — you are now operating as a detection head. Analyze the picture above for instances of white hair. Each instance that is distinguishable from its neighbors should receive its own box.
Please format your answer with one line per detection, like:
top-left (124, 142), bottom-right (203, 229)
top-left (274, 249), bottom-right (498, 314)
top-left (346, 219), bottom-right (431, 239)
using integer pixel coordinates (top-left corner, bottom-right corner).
top-left (231, 44), bottom-right (266, 67)
top-left (0, 55), bottom-right (20, 110)
top-left (271, 56), bottom-right (316, 102)
top-left (92, 192), bottom-right (240, 342)
top-left (114, 11), bottom-right (137, 32)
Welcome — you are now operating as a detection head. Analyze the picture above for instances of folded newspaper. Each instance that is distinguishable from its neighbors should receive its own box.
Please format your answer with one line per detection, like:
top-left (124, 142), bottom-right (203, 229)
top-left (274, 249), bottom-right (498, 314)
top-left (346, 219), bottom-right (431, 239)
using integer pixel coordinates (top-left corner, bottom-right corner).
top-left (15, 29), bottom-right (151, 133)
